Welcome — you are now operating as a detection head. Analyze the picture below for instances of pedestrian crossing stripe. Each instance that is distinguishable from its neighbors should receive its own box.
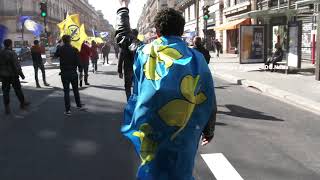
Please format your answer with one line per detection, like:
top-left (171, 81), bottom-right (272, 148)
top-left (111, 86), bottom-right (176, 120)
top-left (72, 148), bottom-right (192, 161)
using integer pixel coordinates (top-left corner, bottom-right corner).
top-left (201, 153), bottom-right (244, 180)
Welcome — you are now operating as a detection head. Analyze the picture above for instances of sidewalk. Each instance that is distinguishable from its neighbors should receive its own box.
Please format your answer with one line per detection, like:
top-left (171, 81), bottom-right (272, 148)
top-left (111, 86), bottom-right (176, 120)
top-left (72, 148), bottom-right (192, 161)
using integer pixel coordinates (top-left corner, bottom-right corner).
top-left (209, 53), bottom-right (320, 115)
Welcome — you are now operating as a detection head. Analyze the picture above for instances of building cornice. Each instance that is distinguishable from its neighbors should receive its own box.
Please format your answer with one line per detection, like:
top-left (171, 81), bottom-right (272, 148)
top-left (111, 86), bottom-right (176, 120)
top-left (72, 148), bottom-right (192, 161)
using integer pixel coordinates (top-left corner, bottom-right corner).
top-left (176, 0), bottom-right (194, 9)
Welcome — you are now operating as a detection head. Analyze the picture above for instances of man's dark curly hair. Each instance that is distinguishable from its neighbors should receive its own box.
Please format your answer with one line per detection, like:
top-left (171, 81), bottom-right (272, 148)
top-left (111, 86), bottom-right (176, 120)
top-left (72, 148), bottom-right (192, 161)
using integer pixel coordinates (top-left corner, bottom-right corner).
top-left (154, 8), bottom-right (185, 37)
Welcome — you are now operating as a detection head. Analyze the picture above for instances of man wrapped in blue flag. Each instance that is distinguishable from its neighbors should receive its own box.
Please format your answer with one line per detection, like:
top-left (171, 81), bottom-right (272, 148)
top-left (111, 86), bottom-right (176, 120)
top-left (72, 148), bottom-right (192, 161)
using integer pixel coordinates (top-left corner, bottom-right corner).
top-left (115, 1), bottom-right (217, 179)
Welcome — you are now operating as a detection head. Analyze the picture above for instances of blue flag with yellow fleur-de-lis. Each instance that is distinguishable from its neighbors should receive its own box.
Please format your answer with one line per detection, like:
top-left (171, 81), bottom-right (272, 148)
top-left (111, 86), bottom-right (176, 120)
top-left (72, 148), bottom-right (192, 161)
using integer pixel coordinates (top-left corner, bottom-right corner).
top-left (121, 36), bottom-right (215, 180)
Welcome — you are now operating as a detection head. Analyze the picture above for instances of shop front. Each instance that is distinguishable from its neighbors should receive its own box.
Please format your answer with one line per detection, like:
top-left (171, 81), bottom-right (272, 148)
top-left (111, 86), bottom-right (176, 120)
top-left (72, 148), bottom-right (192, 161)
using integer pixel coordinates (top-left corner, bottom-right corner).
top-left (213, 18), bottom-right (251, 54)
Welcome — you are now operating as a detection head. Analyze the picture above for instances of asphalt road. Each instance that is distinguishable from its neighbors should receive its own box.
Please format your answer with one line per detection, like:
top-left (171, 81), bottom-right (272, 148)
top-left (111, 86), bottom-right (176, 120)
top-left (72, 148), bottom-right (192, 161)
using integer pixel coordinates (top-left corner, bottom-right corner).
top-left (0, 55), bottom-right (319, 180)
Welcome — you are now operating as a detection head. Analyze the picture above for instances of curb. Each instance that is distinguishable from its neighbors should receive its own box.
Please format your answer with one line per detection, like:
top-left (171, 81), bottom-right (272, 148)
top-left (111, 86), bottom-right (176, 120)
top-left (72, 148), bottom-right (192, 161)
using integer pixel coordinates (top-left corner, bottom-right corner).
top-left (213, 72), bottom-right (320, 116)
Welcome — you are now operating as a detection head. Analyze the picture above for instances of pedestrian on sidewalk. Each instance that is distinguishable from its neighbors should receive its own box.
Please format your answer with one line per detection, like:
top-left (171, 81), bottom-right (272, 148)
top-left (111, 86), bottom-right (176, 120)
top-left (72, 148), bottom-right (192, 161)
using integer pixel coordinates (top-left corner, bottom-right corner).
top-left (79, 41), bottom-right (91, 87)
top-left (212, 37), bottom-right (222, 58)
top-left (114, 42), bottom-right (119, 59)
top-left (31, 40), bottom-right (50, 88)
top-left (90, 40), bottom-right (99, 73)
top-left (265, 43), bottom-right (284, 72)
top-left (0, 39), bottom-right (30, 115)
top-left (116, 1), bottom-right (217, 179)
top-left (101, 42), bottom-right (111, 65)
top-left (54, 35), bottom-right (85, 116)
top-left (193, 36), bottom-right (211, 64)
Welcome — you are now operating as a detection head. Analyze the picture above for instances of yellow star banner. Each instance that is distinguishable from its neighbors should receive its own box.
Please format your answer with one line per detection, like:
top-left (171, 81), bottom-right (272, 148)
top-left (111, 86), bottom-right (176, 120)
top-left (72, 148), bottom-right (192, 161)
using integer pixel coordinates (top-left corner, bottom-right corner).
top-left (57, 14), bottom-right (80, 36)
top-left (57, 14), bottom-right (87, 51)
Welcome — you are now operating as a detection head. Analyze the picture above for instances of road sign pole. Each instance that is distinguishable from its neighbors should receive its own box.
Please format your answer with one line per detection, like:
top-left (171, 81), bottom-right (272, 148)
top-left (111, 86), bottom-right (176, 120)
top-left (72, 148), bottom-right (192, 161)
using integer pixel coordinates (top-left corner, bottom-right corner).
top-left (204, 19), bottom-right (208, 48)
top-left (43, 16), bottom-right (52, 65)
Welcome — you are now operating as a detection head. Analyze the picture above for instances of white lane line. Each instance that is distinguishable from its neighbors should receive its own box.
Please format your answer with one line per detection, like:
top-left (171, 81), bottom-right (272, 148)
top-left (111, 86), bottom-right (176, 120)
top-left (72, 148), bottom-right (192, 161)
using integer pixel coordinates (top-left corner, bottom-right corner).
top-left (201, 153), bottom-right (244, 180)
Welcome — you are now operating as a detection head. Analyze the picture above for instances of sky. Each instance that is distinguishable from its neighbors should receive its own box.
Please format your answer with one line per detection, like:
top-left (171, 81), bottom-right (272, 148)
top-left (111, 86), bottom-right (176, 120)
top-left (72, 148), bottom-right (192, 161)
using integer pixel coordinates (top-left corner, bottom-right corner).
top-left (88, 0), bottom-right (147, 29)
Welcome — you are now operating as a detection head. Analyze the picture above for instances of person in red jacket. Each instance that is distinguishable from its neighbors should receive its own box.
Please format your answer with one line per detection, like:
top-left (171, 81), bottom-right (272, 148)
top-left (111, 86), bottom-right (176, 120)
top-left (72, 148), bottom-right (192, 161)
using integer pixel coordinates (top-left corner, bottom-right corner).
top-left (79, 41), bottom-right (91, 86)
top-left (90, 40), bottom-right (99, 73)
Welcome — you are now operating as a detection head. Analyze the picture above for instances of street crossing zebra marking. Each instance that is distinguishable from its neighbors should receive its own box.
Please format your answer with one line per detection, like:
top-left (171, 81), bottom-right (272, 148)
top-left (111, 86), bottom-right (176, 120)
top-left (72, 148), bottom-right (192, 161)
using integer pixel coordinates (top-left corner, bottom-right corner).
top-left (201, 153), bottom-right (244, 180)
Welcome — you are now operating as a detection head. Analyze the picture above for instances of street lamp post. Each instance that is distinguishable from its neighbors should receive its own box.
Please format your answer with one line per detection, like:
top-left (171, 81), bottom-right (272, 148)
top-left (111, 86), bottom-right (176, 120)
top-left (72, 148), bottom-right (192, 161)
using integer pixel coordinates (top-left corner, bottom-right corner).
top-left (21, 19), bottom-right (25, 43)
top-left (195, 0), bottom-right (199, 36)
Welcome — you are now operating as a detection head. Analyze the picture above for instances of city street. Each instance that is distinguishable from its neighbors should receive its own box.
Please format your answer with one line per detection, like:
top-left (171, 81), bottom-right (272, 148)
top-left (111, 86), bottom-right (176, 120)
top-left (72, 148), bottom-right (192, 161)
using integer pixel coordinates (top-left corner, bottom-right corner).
top-left (0, 55), bottom-right (319, 180)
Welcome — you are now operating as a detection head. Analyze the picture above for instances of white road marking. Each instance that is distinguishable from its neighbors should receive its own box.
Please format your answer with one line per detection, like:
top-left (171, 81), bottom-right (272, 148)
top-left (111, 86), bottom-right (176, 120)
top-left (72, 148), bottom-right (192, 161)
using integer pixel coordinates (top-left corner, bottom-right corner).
top-left (201, 153), bottom-right (244, 180)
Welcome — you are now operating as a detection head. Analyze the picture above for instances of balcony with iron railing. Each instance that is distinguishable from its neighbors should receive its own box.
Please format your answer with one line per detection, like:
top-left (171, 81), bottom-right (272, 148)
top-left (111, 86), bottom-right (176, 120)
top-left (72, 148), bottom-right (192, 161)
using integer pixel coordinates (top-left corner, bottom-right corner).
top-left (224, 0), bottom-right (250, 8)
top-left (176, 0), bottom-right (194, 8)
top-left (223, 0), bottom-right (251, 16)
top-left (257, 0), bottom-right (319, 14)
top-left (256, 0), bottom-right (298, 10)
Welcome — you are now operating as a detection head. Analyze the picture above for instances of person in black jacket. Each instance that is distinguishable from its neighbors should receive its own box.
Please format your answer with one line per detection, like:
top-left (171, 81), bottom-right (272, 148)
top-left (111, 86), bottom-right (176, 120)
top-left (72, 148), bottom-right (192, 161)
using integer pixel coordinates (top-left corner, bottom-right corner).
top-left (117, 27), bottom-right (142, 101)
top-left (113, 42), bottom-right (119, 59)
top-left (265, 43), bottom-right (284, 71)
top-left (101, 42), bottom-right (111, 65)
top-left (54, 35), bottom-right (85, 116)
top-left (193, 36), bottom-right (211, 64)
top-left (0, 39), bottom-right (30, 114)
top-left (31, 40), bottom-right (50, 88)
top-left (212, 37), bottom-right (222, 58)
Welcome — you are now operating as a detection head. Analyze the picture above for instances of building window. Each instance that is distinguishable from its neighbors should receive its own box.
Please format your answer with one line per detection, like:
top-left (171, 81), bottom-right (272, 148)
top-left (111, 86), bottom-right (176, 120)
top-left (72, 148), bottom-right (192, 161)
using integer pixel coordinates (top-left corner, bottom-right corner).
top-left (224, 0), bottom-right (230, 8)
top-left (235, 0), bottom-right (248, 4)
top-left (270, 0), bottom-right (288, 7)
top-left (190, 4), bottom-right (195, 20)
top-left (184, 8), bottom-right (190, 22)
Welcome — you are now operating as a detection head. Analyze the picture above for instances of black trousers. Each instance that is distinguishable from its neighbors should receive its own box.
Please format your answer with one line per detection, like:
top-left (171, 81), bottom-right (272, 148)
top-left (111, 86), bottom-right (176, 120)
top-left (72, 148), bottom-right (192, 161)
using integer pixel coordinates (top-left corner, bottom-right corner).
top-left (124, 71), bottom-right (133, 101)
top-left (91, 59), bottom-right (98, 71)
top-left (79, 62), bottom-right (89, 83)
top-left (61, 71), bottom-right (81, 111)
top-left (103, 53), bottom-right (109, 64)
top-left (1, 77), bottom-right (25, 106)
top-left (34, 62), bottom-right (47, 85)
top-left (266, 58), bottom-right (282, 70)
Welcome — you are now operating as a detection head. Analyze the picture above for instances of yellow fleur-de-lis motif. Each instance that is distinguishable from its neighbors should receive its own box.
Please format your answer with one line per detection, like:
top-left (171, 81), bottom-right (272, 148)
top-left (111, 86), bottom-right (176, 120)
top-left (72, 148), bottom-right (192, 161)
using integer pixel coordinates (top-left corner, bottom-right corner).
top-left (133, 123), bottom-right (158, 165)
top-left (142, 39), bottom-right (183, 80)
top-left (158, 75), bottom-right (207, 140)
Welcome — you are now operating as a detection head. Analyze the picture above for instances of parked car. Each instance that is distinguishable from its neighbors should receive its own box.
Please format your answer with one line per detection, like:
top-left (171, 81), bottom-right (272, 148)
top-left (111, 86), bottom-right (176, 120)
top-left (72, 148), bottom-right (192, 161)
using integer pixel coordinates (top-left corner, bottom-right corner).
top-left (48, 46), bottom-right (57, 57)
top-left (19, 47), bottom-right (32, 61)
top-left (13, 47), bottom-right (32, 61)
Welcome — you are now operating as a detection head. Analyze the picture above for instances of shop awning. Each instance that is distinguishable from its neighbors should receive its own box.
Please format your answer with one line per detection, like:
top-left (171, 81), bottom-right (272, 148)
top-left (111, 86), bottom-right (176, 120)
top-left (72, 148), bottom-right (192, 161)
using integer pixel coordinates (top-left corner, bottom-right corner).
top-left (209, 18), bottom-right (251, 31)
top-left (227, 9), bottom-right (298, 21)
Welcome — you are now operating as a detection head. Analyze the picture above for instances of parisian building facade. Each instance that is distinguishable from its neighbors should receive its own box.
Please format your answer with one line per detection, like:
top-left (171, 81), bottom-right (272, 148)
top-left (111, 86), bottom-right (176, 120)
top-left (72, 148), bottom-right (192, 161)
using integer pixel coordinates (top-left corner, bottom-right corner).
top-left (216, 0), bottom-right (318, 58)
top-left (0, 0), bottom-right (113, 47)
top-left (138, 0), bottom-right (318, 62)
top-left (137, 0), bottom-right (177, 42)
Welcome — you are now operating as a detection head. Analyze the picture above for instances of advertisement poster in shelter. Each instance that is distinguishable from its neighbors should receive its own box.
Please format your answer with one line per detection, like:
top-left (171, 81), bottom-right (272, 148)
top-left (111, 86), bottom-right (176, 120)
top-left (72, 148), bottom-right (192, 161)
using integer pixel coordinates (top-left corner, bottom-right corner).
top-left (288, 22), bottom-right (302, 68)
top-left (240, 25), bottom-right (266, 64)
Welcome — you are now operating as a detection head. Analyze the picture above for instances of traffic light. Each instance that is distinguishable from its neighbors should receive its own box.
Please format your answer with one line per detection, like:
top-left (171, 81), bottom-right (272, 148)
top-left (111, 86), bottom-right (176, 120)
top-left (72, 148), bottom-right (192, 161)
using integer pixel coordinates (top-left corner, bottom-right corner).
top-left (203, 5), bottom-right (210, 20)
top-left (40, 2), bottom-right (47, 17)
